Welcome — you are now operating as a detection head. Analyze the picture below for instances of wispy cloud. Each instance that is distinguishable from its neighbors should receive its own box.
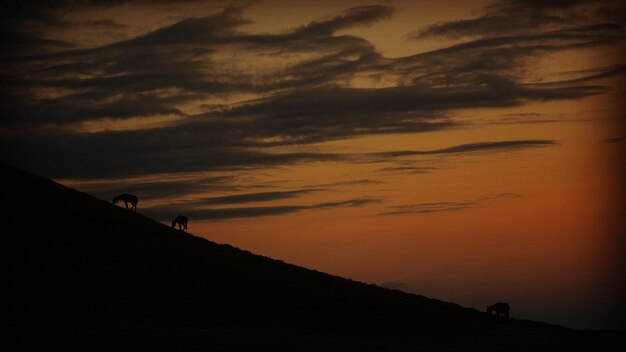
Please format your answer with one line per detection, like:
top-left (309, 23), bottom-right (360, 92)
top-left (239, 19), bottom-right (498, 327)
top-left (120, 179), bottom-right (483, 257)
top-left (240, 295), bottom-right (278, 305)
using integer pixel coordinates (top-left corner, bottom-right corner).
top-left (143, 197), bottom-right (381, 221)
top-left (372, 140), bottom-right (557, 159)
top-left (0, 2), bottom-right (622, 181)
top-left (306, 179), bottom-right (383, 188)
top-left (71, 175), bottom-right (241, 201)
top-left (381, 193), bottom-right (521, 216)
top-left (412, 0), bottom-right (615, 39)
top-left (182, 188), bottom-right (326, 206)
top-left (376, 166), bottom-right (434, 174)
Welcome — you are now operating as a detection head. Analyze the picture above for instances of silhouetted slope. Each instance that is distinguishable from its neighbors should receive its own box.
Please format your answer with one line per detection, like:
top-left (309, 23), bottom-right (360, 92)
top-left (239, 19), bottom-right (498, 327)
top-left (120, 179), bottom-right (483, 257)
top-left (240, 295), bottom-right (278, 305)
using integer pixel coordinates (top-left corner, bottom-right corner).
top-left (4, 163), bottom-right (622, 351)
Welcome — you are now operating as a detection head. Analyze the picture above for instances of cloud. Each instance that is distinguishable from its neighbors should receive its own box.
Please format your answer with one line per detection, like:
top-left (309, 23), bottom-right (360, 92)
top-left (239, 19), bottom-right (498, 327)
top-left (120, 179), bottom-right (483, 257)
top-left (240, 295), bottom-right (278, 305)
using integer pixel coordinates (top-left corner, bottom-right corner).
top-left (71, 175), bottom-right (383, 208)
top-left (183, 188), bottom-right (327, 206)
top-left (532, 64), bottom-right (626, 86)
top-left (477, 112), bottom-right (564, 125)
top-left (0, 129), bottom-right (342, 179)
top-left (0, 134), bottom-right (556, 180)
top-left (207, 82), bottom-right (597, 148)
top-left (314, 179), bottom-right (383, 187)
top-left (2, 1), bottom-right (201, 57)
top-left (4, 4), bottom-right (615, 130)
top-left (292, 5), bottom-right (394, 36)
top-left (370, 140), bottom-right (557, 159)
top-left (402, 25), bottom-right (624, 95)
top-left (369, 140), bottom-right (556, 174)
top-left (73, 175), bottom-right (241, 201)
top-left (143, 197), bottom-right (381, 221)
top-left (0, 3), bottom-right (621, 181)
top-left (412, 0), bottom-right (620, 39)
top-left (376, 166), bottom-right (434, 174)
top-left (1, 6), bottom-right (397, 130)
top-left (381, 193), bottom-right (521, 216)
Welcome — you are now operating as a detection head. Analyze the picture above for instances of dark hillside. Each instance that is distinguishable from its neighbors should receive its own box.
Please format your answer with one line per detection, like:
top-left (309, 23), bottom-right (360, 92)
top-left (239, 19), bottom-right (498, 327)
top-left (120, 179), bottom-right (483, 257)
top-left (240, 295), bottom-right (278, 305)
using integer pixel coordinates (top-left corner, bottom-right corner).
top-left (4, 163), bottom-right (622, 351)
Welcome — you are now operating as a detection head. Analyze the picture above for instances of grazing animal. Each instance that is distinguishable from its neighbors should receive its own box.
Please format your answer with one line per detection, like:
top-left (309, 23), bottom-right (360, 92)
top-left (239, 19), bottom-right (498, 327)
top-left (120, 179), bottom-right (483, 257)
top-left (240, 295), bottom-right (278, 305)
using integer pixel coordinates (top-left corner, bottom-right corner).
top-left (487, 302), bottom-right (510, 319)
top-left (112, 193), bottom-right (138, 211)
top-left (172, 215), bottom-right (188, 232)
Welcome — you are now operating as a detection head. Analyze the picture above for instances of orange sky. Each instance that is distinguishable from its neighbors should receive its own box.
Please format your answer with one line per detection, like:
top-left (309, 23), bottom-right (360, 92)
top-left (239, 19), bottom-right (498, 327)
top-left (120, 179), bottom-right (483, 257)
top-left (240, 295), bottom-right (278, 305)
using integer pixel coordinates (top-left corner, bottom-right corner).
top-left (199, 103), bottom-right (623, 328)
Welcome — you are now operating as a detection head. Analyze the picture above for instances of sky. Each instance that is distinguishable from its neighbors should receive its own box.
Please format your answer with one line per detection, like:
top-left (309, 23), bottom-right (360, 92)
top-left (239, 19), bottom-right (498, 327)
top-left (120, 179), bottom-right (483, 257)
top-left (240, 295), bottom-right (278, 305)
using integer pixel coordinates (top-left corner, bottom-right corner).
top-left (1, 0), bottom-right (625, 329)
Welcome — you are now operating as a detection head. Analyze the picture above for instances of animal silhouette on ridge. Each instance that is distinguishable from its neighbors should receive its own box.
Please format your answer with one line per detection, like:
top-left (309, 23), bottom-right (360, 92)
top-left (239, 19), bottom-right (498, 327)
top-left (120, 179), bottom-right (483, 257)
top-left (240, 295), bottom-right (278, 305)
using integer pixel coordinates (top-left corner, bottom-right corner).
top-left (487, 302), bottom-right (510, 320)
top-left (172, 215), bottom-right (188, 232)
top-left (112, 193), bottom-right (138, 211)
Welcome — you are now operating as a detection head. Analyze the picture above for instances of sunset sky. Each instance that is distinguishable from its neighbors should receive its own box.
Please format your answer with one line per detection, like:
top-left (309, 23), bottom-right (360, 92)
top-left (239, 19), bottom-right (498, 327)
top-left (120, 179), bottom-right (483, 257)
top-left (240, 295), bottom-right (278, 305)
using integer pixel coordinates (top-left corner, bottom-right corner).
top-left (2, 0), bottom-right (625, 329)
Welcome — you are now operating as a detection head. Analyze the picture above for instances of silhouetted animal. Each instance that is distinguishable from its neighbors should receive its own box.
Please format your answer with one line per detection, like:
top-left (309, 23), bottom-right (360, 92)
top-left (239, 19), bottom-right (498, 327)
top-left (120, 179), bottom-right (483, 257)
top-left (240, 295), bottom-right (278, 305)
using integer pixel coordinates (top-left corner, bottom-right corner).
top-left (112, 193), bottom-right (138, 211)
top-left (172, 215), bottom-right (188, 232)
top-left (487, 302), bottom-right (510, 319)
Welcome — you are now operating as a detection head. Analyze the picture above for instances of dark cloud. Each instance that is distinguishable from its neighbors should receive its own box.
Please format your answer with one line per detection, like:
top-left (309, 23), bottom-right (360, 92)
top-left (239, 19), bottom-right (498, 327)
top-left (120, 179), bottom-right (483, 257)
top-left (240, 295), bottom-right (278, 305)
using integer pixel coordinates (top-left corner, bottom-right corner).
top-left (412, 23), bottom-right (624, 53)
top-left (376, 166), bottom-right (434, 174)
top-left (1, 0), bottom-right (195, 57)
top-left (185, 188), bottom-right (326, 206)
top-left (143, 197), bottom-right (381, 221)
top-left (403, 24), bottom-right (624, 93)
top-left (371, 140), bottom-right (557, 159)
top-left (369, 141), bottom-right (555, 174)
top-left (477, 113), bottom-right (563, 125)
top-left (532, 64), bottom-right (626, 86)
top-left (205, 81), bottom-right (598, 148)
top-left (1, 6), bottom-right (396, 129)
top-left (381, 193), bottom-right (521, 216)
top-left (4, 3), bottom-right (614, 130)
top-left (223, 83), bottom-right (591, 119)
top-left (311, 179), bottom-right (383, 187)
top-left (0, 132), bottom-right (556, 180)
top-left (414, 12), bottom-right (560, 39)
top-left (0, 129), bottom-right (342, 179)
top-left (0, 3), bottom-right (620, 181)
top-left (76, 177), bottom-right (380, 206)
top-left (113, 7), bottom-right (249, 48)
top-left (76, 19), bottom-right (127, 30)
top-left (0, 23), bottom-right (75, 57)
top-left (69, 175), bottom-right (333, 213)
top-left (506, 0), bottom-right (589, 10)
top-left (413, 0), bottom-right (620, 39)
top-left (1, 0), bottom-right (208, 22)
top-left (75, 175), bottom-right (240, 201)
top-left (291, 5), bottom-right (394, 36)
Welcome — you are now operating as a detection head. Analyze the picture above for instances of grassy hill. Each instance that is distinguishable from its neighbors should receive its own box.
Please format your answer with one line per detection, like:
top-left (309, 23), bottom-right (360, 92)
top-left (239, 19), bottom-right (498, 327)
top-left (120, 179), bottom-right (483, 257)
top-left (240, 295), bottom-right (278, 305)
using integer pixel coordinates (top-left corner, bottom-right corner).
top-left (4, 163), bottom-right (622, 351)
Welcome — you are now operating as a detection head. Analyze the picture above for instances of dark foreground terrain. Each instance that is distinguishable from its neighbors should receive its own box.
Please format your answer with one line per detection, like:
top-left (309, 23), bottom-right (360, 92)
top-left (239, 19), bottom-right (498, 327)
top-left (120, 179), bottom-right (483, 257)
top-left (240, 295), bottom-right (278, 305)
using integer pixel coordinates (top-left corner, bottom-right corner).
top-left (4, 163), bottom-right (623, 351)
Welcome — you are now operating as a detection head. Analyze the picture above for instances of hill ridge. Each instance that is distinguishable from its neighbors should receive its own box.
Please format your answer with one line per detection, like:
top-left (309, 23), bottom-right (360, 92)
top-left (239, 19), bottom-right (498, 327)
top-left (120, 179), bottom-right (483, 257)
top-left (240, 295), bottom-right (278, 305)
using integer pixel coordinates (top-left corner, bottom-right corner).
top-left (4, 162), bottom-right (621, 351)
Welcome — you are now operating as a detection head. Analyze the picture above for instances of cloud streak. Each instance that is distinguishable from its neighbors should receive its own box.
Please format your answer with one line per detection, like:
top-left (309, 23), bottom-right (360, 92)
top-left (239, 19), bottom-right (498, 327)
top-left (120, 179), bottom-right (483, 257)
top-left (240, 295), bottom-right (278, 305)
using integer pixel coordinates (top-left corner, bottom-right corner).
top-left (0, 1), bottom-right (622, 182)
top-left (381, 193), bottom-right (521, 216)
top-left (413, 0), bottom-right (618, 39)
top-left (374, 140), bottom-right (557, 158)
top-left (143, 197), bottom-right (381, 221)
top-left (72, 175), bottom-right (241, 201)
top-left (180, 189), bottom-right (327, 206)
